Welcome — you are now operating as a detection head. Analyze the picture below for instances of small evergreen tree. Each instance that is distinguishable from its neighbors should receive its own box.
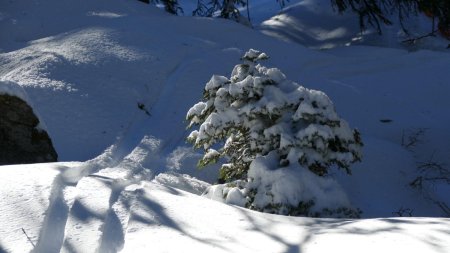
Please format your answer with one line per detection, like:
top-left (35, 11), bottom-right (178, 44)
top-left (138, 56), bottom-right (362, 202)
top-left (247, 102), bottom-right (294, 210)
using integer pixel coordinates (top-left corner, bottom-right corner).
top-left (187, 49), bottom-right (363, 217)
top-left (187, 49), bottom-right (362, 181)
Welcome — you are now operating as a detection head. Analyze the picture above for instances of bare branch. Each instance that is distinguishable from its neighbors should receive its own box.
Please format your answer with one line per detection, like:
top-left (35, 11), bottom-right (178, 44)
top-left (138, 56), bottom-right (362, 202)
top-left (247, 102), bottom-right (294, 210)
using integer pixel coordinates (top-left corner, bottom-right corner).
top-left (21, 228), bottom-right (36, 249)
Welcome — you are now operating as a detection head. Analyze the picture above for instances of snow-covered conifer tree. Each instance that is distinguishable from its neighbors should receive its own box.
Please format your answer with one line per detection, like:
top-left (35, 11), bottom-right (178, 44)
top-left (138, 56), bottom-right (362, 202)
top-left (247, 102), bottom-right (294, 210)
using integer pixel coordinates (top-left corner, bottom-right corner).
top-left (187, 49), bottom-right (363, 217)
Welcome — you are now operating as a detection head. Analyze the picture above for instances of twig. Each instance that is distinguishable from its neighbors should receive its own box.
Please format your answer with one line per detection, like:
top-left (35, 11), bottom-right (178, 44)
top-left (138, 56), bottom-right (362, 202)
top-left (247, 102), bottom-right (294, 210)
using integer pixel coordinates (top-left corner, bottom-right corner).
top-left (21, 228), bottom-right (36, 248)
top-left (392, 206), bottom-right (413, 217)
top-left (246, 0), bottom-right (251, 25)
top-left (137, 102), bottom-right (151, 116)
top-left (417, 153), bottom-right (449, 176)
top-left (437, 202), bottom-right (450, 217)
top-left (401, 30), bottom-right (438, 45)
top-left (401, 128), bottom-right (426, 149)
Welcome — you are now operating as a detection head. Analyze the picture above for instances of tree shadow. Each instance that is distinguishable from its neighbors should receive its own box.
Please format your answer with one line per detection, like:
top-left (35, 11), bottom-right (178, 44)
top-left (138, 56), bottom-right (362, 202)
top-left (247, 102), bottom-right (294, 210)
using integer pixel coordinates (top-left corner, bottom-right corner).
top-left (61, 238), bottom-right (78, 253)
top-left (33, 163), bottom-right (117, 253)
top-left (98, 208), bottom-right (125, 253)
top-left (128, 188), bottom-right (229, 251)
top-left (69, 199), bottom-right (104, 222)
top-left (33, 165), bottom-right (75, 253)
top-left (98, 183), bottom-right (134, 253)
top-left (235, 207), bottom-right (450, 253)
top-left (0, 243), bottom-right (8, 253)
top-left (236, 208), bottom-right (306, 253)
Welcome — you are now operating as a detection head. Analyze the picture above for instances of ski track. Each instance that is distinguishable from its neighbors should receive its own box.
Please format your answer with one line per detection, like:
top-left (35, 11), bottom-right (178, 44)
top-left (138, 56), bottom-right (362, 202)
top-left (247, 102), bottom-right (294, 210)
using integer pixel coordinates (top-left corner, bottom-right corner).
top-left (110, 53), bottom-right (194, 164)
top-left (32, 144), bottom-right (137, 252)
top-left (66, 53), bottom-right (220, 252)
top-left (97, 184), bottom-right (137, 253)
top-left (33, 169), bottom-right (74, 253)
top-left (46, 136), bottom-right (159, 252)
top-left (32, 51), bottom-right (200, 252)
top-left (45, 47), bottom-right (271, 252)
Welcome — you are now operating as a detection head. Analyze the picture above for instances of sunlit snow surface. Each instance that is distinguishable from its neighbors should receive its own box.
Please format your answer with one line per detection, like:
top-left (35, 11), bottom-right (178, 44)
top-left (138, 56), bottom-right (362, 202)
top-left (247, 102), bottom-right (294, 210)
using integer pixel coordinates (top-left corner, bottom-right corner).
top-left (0, 163), bottom-right (449, 253)
top-left (0, 0), bottom-right (449, 252)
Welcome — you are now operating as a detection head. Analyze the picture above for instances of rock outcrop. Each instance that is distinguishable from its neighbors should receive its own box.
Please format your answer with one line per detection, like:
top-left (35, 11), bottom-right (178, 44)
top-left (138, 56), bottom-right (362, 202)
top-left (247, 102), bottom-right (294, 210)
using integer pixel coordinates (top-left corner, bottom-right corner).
top-left (0, 94), bottom-right (58, 165)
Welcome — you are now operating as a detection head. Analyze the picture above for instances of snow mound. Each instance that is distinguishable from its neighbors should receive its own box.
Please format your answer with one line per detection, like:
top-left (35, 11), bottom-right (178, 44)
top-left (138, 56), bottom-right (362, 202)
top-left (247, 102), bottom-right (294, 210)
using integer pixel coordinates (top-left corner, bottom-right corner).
top-left (247, 153), bottom-right (352, 213)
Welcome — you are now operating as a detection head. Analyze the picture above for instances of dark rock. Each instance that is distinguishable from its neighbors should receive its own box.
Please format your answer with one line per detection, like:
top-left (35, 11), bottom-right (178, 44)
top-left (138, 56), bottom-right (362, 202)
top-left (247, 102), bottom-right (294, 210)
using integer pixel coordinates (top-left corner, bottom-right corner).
top-left (0, 94), bottom-right (58, 165)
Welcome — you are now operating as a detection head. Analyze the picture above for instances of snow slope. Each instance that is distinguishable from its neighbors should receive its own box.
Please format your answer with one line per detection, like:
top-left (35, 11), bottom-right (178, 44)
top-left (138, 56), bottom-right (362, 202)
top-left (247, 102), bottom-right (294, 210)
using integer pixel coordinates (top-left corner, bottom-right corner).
top-left (1, 0), bottom-right (328, 162)
top-left (1, 163), bottom-right (449, 253)
top-left (1, 0), bottom-right (450, 252)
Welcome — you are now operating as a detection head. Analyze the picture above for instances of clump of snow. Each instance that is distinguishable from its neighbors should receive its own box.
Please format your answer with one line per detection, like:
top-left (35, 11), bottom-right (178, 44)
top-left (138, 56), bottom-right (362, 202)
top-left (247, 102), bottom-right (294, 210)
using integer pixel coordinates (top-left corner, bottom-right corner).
top-left (86, 11), bottom-right (126, 18)
top-left (204, 151), bottom-right (357, 217)
top-left (246, 152), bottom-right (352, 213)
top-left (242, 48), bottom-right (269, 62)
top-left (224, 187), bottom-right (247, 206)
top-left (202, 149), bottom-right (220, 164)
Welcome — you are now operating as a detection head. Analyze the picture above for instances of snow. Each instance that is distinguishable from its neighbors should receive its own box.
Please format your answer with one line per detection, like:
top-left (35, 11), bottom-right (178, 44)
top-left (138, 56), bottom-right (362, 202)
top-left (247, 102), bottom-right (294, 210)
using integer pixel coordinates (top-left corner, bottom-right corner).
top-left (2, 165), bottom-right (449, 252)
top-left (0, 80), bottom-right (48, 131)
top-left (154, 172), bottom-right (210, 195)
top-left (259, 0), bottom-right (450, 50)
top-left (0, 162), bottom-right (81, 253)
top-left (0, 80), bottom-right (29, 101)
top-left (121, 183), bottom-right (450, 253)
top-left (247, 152), bottom-right (352, 213)
top-left (0, 0), bottom-right (450, 252)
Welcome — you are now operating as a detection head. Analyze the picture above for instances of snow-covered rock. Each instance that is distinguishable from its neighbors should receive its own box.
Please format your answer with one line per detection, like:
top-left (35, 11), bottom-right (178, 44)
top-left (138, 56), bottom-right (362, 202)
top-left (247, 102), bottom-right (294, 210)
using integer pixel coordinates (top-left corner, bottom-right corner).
top-left (0, 80), bottom-right (58, 165)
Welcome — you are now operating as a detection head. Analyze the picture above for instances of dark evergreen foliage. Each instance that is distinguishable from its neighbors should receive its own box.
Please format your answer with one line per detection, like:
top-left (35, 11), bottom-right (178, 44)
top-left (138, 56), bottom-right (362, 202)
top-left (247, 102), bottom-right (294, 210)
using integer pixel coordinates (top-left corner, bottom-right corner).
top-left (332, 0), bottom-right (450, 35)
top-left (418, 0), bottom-right (450, 36)
top-left (151, 0), bottom-right (182, 15)
top-left (193, 0), bottom-right (247, 21)
top-left (146, 0), bottom-right (449, 38)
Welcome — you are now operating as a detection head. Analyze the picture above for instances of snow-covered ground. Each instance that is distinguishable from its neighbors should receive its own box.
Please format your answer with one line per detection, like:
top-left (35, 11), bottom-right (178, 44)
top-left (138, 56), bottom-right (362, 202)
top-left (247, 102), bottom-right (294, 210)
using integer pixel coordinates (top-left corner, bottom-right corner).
top-left (1, 163), bottom-right (449, 253)
top-left (0, 0), bottom-right (449, 252)
top-left (259, 0), bottom-right (450, 50)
